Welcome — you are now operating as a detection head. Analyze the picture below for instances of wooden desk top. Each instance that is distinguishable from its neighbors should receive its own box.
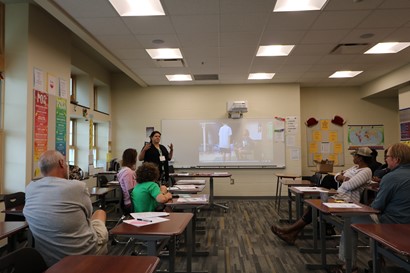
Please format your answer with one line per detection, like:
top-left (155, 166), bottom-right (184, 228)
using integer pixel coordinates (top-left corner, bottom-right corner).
top-left (88, 187), bottom-right (115, 196)
top-left (0, 221), bottom-right (28, 240)
top-left (45, 255), bottom-right (160, 273)
top-left (352, 224), bottom-right (410, 257)
top-left (274, 173), bottom-right (301, 179)
top-left (170, 172), bottom-right (231, 178)
top-left (281, 179), bottom-right (314, 186)
top-left (110, 212), bottom-right (193, 236)
top-left (305, 199), bottom-right (379, 215)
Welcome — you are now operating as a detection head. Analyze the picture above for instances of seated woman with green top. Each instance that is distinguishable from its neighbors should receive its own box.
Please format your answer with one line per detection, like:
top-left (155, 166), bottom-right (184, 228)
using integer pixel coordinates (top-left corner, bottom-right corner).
top-left (131, 162), bottom-right (172, 212)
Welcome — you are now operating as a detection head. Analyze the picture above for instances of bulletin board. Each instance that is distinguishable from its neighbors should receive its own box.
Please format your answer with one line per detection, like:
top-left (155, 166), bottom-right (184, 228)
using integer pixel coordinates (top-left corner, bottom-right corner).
top-left (307, 119), bottom-right (344, 167)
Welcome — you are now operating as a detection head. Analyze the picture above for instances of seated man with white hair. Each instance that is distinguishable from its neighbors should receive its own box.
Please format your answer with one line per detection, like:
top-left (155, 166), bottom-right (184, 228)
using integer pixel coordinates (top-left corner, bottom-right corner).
top-left (24, 150), bottom-right (108, 267)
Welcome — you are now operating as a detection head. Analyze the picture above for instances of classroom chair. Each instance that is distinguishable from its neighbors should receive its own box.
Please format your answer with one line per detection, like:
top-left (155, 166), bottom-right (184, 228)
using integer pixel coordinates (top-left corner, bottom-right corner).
top-left (4, 192), bottom-right (25, 221)
top-left (0, 247), bottom-right (48, 273)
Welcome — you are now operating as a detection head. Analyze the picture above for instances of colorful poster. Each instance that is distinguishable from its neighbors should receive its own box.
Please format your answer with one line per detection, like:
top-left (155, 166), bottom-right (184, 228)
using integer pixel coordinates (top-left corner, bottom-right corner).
top-left (55, 98), bottom-right (67, 156)
top-left (34, 90), bottom-right (49, 177)
top-left (400, 108), bottom-right (410, 141)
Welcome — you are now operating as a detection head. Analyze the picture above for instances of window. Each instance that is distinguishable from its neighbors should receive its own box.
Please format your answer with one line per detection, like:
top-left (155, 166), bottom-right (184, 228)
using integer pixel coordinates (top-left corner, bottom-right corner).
top-left (70, 75), bottom-right (77, 104)
top-left (68, 119), bottom-right (76, 165)
top-left (92, 123), bottom-right (97, 167)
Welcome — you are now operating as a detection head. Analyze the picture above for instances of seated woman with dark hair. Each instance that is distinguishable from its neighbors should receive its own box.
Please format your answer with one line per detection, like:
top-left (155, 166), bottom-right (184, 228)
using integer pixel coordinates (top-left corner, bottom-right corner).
top-left (131, 162), bottom-right (172, 212)
top-left (271, 147), bottom-right (373, 245)
top-left (117, 148), bottom-right (138, 214)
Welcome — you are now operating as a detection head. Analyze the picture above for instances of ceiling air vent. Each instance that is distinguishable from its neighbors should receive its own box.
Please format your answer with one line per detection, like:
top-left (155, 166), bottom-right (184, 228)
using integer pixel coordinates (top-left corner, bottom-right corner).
top-left (330, 43), bottom-right (369, 55)
top-left (155, 59), bottom-right (185, 68)
top-left (193, 74), bottom-right (219, 81)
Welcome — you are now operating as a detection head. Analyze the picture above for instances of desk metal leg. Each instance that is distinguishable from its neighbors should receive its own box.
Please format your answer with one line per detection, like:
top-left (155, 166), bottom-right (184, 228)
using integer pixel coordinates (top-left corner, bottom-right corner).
top-left (209, 177), bottom-right (229, 211)
top-left (344, 217), bottom-right (353, 273)
top-left (274, 177), bottom-right (280, 210)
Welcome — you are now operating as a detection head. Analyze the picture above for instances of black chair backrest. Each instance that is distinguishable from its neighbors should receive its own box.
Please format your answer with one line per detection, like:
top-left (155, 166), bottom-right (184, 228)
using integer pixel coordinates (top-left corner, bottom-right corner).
top-left (97, 175), bottom-right (109, 187)
top-left (0, 247), bottom-right (48, 273)
top-left (4, 192), bottom-right (26, 221)
top-left (128, 188), bottom-right (135, 214)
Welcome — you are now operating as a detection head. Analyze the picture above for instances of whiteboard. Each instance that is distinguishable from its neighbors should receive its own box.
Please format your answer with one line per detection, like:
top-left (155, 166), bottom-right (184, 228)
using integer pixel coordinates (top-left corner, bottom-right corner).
top-left (161, 119), bottom-right (285, 168)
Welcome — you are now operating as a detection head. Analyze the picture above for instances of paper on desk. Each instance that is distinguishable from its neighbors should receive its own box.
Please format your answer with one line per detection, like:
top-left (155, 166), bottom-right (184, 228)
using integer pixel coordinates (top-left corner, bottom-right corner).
top-left (294, 187), bottom-right (328, 192)
top-left (130, 212), bottom-right (170, 219)
top-left (177, 196), bottom-right (208, 203)
top-left (172, 185), bottom-right (198, 190)
top-left (323, 203), bottom-right (362, 208)
top-left (176, 173), bottom-right (190, 176)
top-left (124, 217), bottom-right (169, 227)
top-left (176, 179), bottom-right (206, 185)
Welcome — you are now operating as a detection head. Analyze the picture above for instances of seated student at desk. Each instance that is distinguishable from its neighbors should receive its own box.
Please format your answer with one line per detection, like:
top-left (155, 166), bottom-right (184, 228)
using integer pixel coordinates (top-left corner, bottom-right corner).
top-left (117, 148), bottom-right (138, 214)
top-left (23, 150), bottom-right (108, 267)
top-left (131, 162), bottom-right (172, 212)
top-left (330, 143), bottom-right (410, 273)
top-left (271, 147), bottom-right (372, 246)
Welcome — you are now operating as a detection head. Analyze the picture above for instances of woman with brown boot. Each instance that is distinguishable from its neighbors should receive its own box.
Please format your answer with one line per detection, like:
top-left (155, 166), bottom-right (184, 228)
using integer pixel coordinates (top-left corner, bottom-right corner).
top-left (271, 147), bottom-right (373, 245)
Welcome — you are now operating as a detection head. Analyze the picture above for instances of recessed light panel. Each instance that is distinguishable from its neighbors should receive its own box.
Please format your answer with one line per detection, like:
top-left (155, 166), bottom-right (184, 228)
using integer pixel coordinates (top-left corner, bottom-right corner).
top-left (146, 48), bottom-right (183, 59)
top-left (256, 45), bottom-right (295, 56)
top-left (329, 71), bottom-right (363, 78)
top-left (274, 0), bottom-right (328, 12)
top-left (109, 0), bottom-right (165, 16)
top-left (248, 73), bottom-right (275, 80)
top-left (364, 42), bottom-right (410, 54)
top-left (166, 74), bottom-right (192, 81)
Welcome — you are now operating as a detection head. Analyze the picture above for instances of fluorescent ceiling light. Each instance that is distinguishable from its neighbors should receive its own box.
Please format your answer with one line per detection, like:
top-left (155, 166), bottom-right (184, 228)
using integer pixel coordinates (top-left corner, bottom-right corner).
top-left (109, 0), bottom-right (165, 16)
top-left (146, 48), bottom-right (183, 59)
top-left (274, 0), bottom-right (328, 12)
top-left (364, 42), bottom-right (410, 54)
top-left (256, 45), bottom-right (295, 56)
top-left (329, 71), bottom-right (363, 78)
top-left (248, 73), bottom-right (275, 80)
top-left (166, 74), bottom-right (192, 81)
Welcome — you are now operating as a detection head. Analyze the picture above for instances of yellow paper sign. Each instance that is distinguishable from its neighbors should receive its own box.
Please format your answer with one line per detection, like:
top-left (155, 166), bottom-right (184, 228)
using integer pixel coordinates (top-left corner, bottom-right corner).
top-left (313, 153), bottom-right (323, 162)
top-left (313, 130), bottom-right (322, 142)
top-left (320, 120), bottom-right (330, 130)
top-left (309, 142), bottom-right (318, 153)
top-left (328, 131), bottom-right (338, 142)
top-left (334, 142), bottom-right (343, 154)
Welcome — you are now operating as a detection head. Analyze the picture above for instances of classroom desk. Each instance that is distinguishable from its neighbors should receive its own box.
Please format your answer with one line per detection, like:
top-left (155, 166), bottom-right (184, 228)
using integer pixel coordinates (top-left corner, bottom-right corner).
top-left (169, 184), bottom-right (206, 194)
top-left (280, 180), bottom-right (314, 222)
top-left (45, 255), bottom-right (160, 273)
top-left (170, 172), bottom-right (231, 211)
top-left (305, 199), bottom-right (379, 273)
top-left (166, 195), bottom-right (209, 257)
top-left (89, 187), bottom-right (116, 209)
top-left (110, 212), bottom-right (204, 273)
top-left (273, 173), bottom-right (301, 212)
top-left (289, 186), bottom-right (337, 221)
top-left (352, 224), bottom-right (410, 273)
top-left (0, 221), bottom-right (28, 252)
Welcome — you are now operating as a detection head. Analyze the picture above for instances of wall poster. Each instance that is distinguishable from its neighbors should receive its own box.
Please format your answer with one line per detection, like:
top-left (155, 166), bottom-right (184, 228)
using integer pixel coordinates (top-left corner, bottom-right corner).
top-left (347, 125), bottom-right (384, 150)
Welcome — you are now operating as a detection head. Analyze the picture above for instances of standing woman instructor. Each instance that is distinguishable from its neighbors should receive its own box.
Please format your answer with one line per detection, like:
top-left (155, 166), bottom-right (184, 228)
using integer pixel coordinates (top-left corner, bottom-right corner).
top-left (139, 131), bottom-right (173, 184)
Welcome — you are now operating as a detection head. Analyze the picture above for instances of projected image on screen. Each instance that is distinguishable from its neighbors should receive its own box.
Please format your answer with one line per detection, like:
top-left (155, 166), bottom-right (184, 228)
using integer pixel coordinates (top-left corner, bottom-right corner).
top-left (198, 120), bottom-right (273, 164)
top-left (161, 119), bottom-right (285, 168)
